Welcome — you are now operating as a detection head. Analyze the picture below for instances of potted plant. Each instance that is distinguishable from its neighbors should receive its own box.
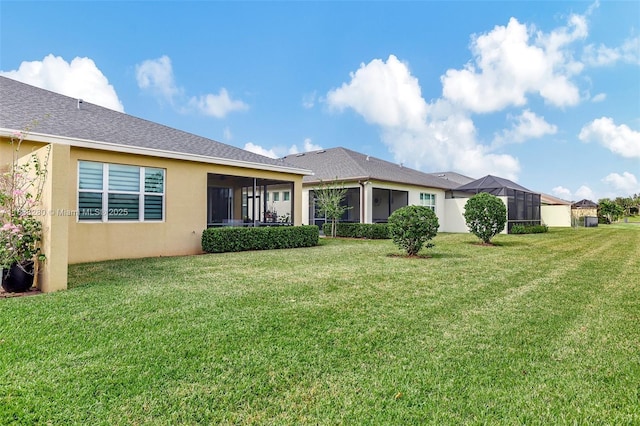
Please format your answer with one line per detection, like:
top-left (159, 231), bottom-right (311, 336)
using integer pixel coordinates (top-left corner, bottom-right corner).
top-left (0, 127), bottom-right (49, 292)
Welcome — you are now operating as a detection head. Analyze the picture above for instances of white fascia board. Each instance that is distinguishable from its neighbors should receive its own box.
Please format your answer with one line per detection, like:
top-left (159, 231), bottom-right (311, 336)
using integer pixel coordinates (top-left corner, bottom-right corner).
top-left (0, 128), bottom-right (313, 176)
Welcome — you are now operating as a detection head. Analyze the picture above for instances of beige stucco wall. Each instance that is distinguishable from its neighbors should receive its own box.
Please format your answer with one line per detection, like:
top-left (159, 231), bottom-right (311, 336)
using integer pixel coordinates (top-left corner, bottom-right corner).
top-left (38, 144), bottom-right (70, 292)
top-left (443, 198), bottom-right (469, 233)
top-left (541, 205), bottom-right (571, 227)
top-left (442, 196), bottom-right (509, 234)
top-left (67, 148), bottom-right (304, 264)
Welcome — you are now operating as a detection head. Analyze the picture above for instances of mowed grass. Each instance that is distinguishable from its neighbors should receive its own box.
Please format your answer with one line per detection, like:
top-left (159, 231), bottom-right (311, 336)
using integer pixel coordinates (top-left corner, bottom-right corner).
top-left (1, 226), bottom-right (639, 425)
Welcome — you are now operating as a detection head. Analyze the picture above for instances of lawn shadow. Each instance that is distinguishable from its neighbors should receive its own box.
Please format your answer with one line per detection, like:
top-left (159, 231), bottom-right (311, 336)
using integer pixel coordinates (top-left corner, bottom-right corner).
top-left (387, 251), bottom-right (469, 260)
top-left (464, 239), bottom-right (529, 248)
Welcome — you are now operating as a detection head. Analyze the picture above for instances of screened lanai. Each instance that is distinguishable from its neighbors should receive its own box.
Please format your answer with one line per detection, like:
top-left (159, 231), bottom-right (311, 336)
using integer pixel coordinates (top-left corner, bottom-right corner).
top-left (207, 173), bottom-right (294, 227)
top-left (453, 175), bottom-right (541, 232)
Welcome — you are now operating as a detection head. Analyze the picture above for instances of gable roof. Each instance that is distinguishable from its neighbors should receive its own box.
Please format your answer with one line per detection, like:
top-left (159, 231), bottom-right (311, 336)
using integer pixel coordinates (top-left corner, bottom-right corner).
top-left (455, 175), bottom-right (537, 195)
top-left (281, 147), bottom-right (462, 189)
top-left (0, 76), bottom-right (310, 174)
top-left (541, 193), bottom-right (572, 205)
top-left (572, 199), bottom-right (598, 208)
top-left (428, 171), bottom-right (475, 186)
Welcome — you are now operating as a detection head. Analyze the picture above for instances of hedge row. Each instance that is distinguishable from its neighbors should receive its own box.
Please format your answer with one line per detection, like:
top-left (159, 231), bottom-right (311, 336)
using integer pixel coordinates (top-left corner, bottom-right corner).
top-left (202, 225), bottom-right (319, 253)
top-left (510, 224), bottom-right (549, 234)
top-left (322, 222), bottom-right (390, 239)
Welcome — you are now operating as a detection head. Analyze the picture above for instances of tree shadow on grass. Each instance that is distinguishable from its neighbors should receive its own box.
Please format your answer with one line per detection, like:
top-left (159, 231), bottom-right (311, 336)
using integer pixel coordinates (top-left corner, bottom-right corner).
top-left (386, 252), bottom-right (469, 260)
top-left (464, 239), bottom-right (529, 248)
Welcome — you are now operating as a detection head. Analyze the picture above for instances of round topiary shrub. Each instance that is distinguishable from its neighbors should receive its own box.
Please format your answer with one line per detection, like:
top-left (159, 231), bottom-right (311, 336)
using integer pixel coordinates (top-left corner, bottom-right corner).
top-left (463, 192), bottom-right (507, 244)
top-left (388, 205), bottom-right (439, 256)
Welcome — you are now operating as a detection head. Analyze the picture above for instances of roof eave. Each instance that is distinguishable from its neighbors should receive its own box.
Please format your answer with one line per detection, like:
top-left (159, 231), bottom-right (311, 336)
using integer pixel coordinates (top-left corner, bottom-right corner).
top-left (0, 128), bottom-right (313, 176)
top-left (303, 174), bottom-right (453, 189)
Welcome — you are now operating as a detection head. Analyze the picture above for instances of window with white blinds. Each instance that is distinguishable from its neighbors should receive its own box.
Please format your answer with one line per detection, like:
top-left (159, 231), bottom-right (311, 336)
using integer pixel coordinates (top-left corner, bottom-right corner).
top-left (419, 193), bottom-right (436, 211)
top-left (78, 161), bottom-right (165, 222)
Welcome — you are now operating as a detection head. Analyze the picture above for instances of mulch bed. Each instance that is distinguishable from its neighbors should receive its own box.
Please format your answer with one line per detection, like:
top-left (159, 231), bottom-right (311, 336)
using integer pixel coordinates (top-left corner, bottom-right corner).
top-left (0, 287), bottom-right (42, 299)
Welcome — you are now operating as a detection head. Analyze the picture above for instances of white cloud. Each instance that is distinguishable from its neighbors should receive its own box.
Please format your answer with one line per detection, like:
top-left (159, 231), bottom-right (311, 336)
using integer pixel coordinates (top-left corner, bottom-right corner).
top-left (135, 55), bottom-right (180, 103)
top-left (135, 55), bottom-right (248, 118)
top-left (326, 55), bottom-right (520, 179)
top-left (223, 127), bottom-right (232, 141)
top-left (602, 172), bottom-right (640, 195)
top-left (302, 91), bottom-right (317, 109)
top-left (189, 89), bottom-right (249, 118)
top-left (583, 36), bottom-right (640, 66)
top-left (289, 138), bottom-right (323, 154)
top-left (579, 117), bottom-right (640, 158)
top-left (591, 93), bottom-right (606, 102)
top-left (243, 138), bottom-right (323, 159)
top-left (552, 186), bottom-right (573, 199)
top-left (492, 109), bottom-right (557, 147)
top-left (441, 14), bottom-right (586, 113)
top-left (552, 184), bottom-right (598, 201)
top-left (0, 54), bottom-right (124, 112)
top-left (243, 142), bottom-right (278, 159)
top-left (327, 55), bottom-right (428, 129)
top-left (575, 185), bottom-right (596, 201)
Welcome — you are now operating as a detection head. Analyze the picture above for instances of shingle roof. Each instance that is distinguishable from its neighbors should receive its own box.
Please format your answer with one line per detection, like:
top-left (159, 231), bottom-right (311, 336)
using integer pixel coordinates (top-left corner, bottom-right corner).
top-left (456, 175), bottom-right (536, 194)
top-left (541, 193), bottom-right (572, 205)
top-left (0, 76), bottom-right (308, 173)
top-left (281, 147), bottom-right (461, 189)
top-left (428, 171), bottom-right (475, 186)
top-left (572, 199), bottom-right (598, 208)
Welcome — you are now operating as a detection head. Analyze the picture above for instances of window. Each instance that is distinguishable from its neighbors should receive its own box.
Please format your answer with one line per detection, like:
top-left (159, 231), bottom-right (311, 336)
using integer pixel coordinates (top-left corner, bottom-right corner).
top-left (78, 161), bottom-right (165, 222)
top-left (419, 193), bottom-right (436, 211)
top-left (283, 191), bottom-right (290, 201)
top-left (265, 192), bottom-right (269, 202)
top-left (273, 192), bottom-right (280, 201)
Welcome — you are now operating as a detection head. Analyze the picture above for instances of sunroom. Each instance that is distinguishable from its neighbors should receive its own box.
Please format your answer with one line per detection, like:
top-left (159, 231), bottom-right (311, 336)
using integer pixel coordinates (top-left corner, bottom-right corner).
top-left (207, 173), bottom-right (295, 227)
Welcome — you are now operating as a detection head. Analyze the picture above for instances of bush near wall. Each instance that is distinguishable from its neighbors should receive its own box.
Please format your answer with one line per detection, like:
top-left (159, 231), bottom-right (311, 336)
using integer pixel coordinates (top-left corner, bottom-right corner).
top-left (202, 225), bottom-right (319, 253)
top-left (510, 224), bottom-right (549, 234)
top-left (322, 222), bottom-right (390, 239)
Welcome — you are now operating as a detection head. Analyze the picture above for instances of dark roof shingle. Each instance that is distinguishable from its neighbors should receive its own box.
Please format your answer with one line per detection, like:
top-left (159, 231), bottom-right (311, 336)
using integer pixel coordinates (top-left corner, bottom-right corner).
top-left (0, 76), bottom-right (308, 173)
top-left (282, 147), bottom-right (462, 189)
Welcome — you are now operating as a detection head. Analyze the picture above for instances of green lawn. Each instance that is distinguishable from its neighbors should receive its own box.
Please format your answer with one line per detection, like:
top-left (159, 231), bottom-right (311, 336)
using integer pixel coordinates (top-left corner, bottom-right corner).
top-left (1, 226), bottom-right (639, 425)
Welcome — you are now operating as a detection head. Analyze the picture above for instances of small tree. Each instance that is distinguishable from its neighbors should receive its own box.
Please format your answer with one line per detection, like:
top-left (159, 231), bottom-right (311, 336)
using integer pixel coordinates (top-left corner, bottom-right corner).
top-left (598, 199), bottom-right (624, 223)
top-left (388, 205), bottom-right (439, 256)
top-left (313, 179), bottom-right (351, 237)
top-left (463, 192), bottom-right (506, 244)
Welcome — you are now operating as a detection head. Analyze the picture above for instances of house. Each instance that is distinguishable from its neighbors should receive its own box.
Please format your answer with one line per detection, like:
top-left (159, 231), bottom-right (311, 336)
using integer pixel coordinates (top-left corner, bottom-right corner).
top-left (281, 147), bottom-right (466, 231)
top-left (282, 148), bottom-right (564, 234)
top-left (0, 76), bottom-right (311, 292)
top-left (571, 199), bottom-right (598, 218)
top-left (450, 175), bottom-right (543, 232)
top-left (571, 199), bottom-right (599, 226)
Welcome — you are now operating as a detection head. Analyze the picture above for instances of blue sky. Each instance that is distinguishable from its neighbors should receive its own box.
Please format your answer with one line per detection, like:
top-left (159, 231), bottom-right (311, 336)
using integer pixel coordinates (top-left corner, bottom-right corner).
top-left (1, 1), bottom-right (638, 200)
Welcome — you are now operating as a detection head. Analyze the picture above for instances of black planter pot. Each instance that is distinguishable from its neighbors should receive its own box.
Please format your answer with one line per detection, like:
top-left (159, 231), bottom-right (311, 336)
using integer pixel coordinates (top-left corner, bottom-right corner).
top-left (1, 261), bottom-right (35, 293)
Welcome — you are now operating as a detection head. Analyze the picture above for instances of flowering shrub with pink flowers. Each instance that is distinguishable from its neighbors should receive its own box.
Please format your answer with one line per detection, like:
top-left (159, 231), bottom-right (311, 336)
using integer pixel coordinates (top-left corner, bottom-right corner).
top-left (0, 126), bottom-right (50, 271)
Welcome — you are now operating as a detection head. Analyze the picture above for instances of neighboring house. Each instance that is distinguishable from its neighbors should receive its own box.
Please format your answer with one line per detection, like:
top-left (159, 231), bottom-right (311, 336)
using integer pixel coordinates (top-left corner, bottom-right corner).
top-left (281, 147), bottom-right (466, 231)
top-left (572, 199), bottom-right (598, 217)
top-left (571, 199), bottom-right (599, 225)
top-left (541, 193), bottom-right (572, 227)
top-left (282, 148), bottom-right (562, 234)
top-left (0, 77), bottom-right (311, 292)
top-left (448, 174), bottom-right (543, 232)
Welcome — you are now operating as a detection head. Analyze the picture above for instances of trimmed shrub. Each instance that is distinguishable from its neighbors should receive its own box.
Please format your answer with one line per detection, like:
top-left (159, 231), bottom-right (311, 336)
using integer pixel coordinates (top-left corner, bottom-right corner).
top-left (202, 225), bottom-right (319, 253)
top-left (510, 224), bottom-right (548, 234)
top-left (463, 193), bottom-right (507, 244)
top-left (321, 222), bottom-right (389, 239)
top-left (388, 205), bottom-right (439, 256)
